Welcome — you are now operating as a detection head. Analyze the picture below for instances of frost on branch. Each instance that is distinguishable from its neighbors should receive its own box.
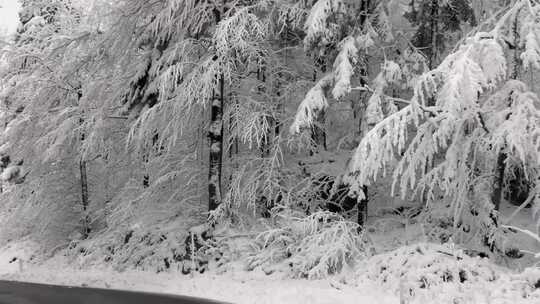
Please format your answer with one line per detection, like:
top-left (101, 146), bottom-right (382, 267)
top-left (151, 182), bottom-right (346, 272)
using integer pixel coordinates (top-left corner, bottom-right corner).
top-left (303, 0), bottom-right (345, 51)
top-left (247, 211), bottom-right (368, 279)
top-left (355, 32), bottom-right (375, 50)
top-left (332, 36), bottom-right (359, 99)
top-left (519, 5), bottom-right (540, 70)
top-left (350, 33), bottom-right (506, 196)
top-left (345, 29), bottom-right (538, 218)
top-left (371, 2), bottom-right (393, 43)
top-left (488, 81), bottom-right (540, 166)
top-left (399, 48), bottom-right (429, 89)
top-left (289, 75), bottom-right (333, 134)
top-left (379, 60), bottom-right (402, 85)
top-left (341, 18), bottom-right (540, 253)
top-left (365, 60), bottom-right (403, 125)
top-left (130, 6), bottom-right (269, 152)
top-left (468, 35), bottom-right (507, 89)
top-left (365, 93), bottom-right (384, 126)
top-left (343, 105), bottom-right (418, 197)
top-left (213, 7), bottom-right (267, 64)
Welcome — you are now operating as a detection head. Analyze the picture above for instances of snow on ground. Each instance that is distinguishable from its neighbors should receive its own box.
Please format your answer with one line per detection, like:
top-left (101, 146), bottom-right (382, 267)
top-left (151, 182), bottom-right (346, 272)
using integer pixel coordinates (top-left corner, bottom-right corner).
top-left (0, 0), bottom-right (20, 39)
top-left (2, 241), bottom-right (539, 304)
top-left (1, 237), bottom-right (540, 303)
top-left (0, 243), bottom-right (397, 304)
top-left (0, 201), bottom-right (538, 303)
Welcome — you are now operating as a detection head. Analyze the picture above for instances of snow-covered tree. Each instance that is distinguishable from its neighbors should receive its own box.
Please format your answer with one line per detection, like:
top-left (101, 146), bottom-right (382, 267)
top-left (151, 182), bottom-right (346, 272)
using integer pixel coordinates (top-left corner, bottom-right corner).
top-left (3, 0), bottom-right (540, 282)
top-left (344, 0), bottom-right (540, 254)
top-left (0, 0), bottom-right (98, 245)
top-left (288, 0), bottom-right (430, 225)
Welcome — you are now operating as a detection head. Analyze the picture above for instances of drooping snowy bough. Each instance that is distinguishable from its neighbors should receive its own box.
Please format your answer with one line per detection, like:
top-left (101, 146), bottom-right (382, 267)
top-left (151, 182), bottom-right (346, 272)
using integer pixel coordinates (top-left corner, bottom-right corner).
top-left (344, 0), bottom-right (540, 248)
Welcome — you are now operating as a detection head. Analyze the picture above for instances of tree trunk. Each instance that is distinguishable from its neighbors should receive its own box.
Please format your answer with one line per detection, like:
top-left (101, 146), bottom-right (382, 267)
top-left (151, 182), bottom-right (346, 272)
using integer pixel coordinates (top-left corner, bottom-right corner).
top-left (273, 77), bottom-right (282, 139)
top-left (80, 158), bottom-right (90, 237)
top-left (492, 152), bottom-right (507, 211)
top-left (309, 68), bottom-right (327, 154)
top-left (492, 11), bottom-right (521, 211)
top-left (355, 0), bottom-right (372, 226)
top-left (357, 186), bottom-right (368, 227)
top-left (228, 91), bottom-right (239, 161)
top-left (310, 110), bottom-right (327, 154)
top-left (78, 100), bottom-right (91, 238)
top-left (208, 74), bottom-right (225, 211)
top-left (419, 0), bottom-right (439, 205)
top-left (257, 68), bottom-right (271, 157)
top-left (429, 0), bottom-right (439, 69)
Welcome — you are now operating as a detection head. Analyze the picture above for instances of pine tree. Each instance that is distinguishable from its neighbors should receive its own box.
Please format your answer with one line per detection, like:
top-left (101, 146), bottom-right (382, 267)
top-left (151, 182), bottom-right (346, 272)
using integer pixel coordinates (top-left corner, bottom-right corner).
top-left (0, 0), bottom-right (97, 243)
top-left (344, 0), bottom-right (540, 254)
top-left (289, 0), bottom-right (420, 225)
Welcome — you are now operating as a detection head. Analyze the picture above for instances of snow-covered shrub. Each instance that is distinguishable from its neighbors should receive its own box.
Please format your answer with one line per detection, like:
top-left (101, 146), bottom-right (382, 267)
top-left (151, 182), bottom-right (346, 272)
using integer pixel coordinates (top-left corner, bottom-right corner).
top-left (64, 149), bottom-right (207, 272)
top-left (0, 165), bottom-right (21, 182)
top-left (0, 157), bottom-right (83, 251)
top-left (357, 243), bottom-right (499, 293)
top-left (246, 211), bottom-right (369, 279)
top-left (213, 144), bottom-right (290, 222)
top-left (85, 224), bottom-right (186, 272)
top-left (356, 243), bottom-right (540, 304)
top-left (180, 224), bottom-right (221, 274)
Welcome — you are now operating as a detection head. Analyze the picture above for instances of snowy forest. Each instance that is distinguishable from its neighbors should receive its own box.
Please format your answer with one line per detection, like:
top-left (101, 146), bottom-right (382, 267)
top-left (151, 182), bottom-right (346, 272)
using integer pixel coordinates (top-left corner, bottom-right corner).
top-left (0, 0), bottom-right (539, 303)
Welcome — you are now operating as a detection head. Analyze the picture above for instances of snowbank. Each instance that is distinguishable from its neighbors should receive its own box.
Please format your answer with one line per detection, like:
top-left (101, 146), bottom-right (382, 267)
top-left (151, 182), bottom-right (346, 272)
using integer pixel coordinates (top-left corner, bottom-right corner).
top-left (2, 240), bottom-right (540, 303)
top-left (0, 244), bottom-right (397, 304)
top-left (356, 243), bottom-right (540, 304)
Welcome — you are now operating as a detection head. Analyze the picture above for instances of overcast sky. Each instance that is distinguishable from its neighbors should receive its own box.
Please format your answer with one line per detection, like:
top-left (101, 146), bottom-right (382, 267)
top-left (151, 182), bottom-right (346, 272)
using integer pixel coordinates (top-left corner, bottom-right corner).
top-left (0, 0), bottom-right (20, 39)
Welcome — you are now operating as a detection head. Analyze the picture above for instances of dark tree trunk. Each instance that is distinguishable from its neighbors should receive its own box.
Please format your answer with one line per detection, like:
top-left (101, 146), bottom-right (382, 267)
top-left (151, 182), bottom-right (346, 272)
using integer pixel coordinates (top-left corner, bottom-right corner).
top-left (228, 93), bottom-right (239, 161)
top-left (419, 0), bottom-right (439, 205)
top-left (309, 68), bottom-right (327, 154)
top-left (429, 0), bottom-right (439, 69)
top-left (208, 74), bottom-right (225, 211)
top-left (310, 110), bottom-right (327, 154)
top-left (273, 79), bottom-right (281, 140)
top-left (360, 0), bottom-right (371, 25)
top-left (492, 12), bottom-right (521, 211)
top-left (78, 87), bottom-right (91, 238)
top-left (80, 158), bottom-right (90, 237)
top-left (354, 0), bottom-right (372, 225)
top-left (257, 68), bottom-right (271, 157)
top-left (492, 152), bottom-right (507, 211)
top-left (357, 186), bottom-right (368, 227)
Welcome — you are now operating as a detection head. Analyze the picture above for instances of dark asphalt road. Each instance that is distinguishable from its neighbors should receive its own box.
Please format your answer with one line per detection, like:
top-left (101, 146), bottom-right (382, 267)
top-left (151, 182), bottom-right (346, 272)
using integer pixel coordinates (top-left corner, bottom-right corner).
top-left (0, 280), bottom-right (229, 304)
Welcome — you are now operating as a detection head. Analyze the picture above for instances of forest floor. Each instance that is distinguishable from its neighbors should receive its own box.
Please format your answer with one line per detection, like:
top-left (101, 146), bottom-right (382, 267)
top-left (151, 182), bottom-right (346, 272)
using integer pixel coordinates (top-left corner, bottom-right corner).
top-left (0, 247), bottom-right (397, 304)
top-left (0, 201), bottom-right (539, 304)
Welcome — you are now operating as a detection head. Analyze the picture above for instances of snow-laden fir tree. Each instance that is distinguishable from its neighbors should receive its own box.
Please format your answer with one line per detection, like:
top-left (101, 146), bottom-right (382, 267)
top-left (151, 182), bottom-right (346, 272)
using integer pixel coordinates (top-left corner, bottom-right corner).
top-left (0, 0), bottom-right (97, 246)
top-left (289, 0), bottom-right (429, 225)
top-left (344, 0), bottom-right (540, 254)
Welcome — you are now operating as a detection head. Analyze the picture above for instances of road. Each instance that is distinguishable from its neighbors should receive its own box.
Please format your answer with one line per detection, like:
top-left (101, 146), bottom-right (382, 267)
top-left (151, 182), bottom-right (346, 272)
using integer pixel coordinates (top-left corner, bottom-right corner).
top-left (0, 280), bottom-right (228, 304)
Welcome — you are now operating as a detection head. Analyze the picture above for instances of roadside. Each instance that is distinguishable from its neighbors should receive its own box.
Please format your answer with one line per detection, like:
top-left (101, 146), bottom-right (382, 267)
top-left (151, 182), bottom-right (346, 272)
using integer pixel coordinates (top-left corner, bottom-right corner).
top-left (0, 243), bottom-right (397, 304)
top-left (1, 201), bottom-right (539, 304)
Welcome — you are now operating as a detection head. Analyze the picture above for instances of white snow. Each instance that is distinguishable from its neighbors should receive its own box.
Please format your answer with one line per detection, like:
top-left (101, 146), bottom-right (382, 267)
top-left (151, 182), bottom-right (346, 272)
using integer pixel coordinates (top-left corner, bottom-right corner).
top-left (0, 246), bottom-right (397, 304)
top-left (0, 0), bottom-right (20, 40)
top-left (1, 200), bottom-right (540, 304)
top-left (0, 165), bottom-right (19, 181)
